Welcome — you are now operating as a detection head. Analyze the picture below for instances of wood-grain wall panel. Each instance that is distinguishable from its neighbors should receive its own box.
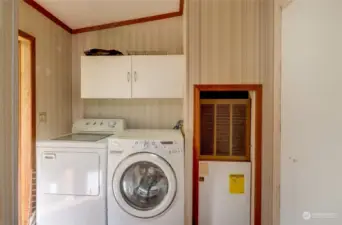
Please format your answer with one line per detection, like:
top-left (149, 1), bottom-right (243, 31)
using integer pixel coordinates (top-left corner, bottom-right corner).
top-left (273, 1), bottom-right (282, 224)
top-left (72, 17), bottom-right (184, 128)
top-left (19, 0), bottom-right (72, 140)
top-left (84, 99), bottom-right (183, 129)
top-left (184, 0), bottom-right (277, 224)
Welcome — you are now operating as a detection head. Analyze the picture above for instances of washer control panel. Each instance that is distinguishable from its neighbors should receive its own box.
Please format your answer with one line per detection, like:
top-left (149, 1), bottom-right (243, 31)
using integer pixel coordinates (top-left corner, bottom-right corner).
top-left (108, 139), bottom-right (183, 154)
top-left (133, 140), bottom-right (183, 154)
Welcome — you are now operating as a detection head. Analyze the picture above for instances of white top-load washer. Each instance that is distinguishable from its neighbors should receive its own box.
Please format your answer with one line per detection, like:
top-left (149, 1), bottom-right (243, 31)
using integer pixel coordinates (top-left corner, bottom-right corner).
top-left (36, 119), bottom-right (126, 225)
top-left (107, 129), bottom-right (184, 225)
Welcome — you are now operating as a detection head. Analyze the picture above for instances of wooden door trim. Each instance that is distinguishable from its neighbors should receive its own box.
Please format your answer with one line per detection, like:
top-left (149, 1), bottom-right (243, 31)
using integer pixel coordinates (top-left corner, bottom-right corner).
top-left (18, 29), bottom-right (36, 225)
top-left (193, 84), bottom-right (262, 225)
top-left (18, 29), bottom-right (36, 169)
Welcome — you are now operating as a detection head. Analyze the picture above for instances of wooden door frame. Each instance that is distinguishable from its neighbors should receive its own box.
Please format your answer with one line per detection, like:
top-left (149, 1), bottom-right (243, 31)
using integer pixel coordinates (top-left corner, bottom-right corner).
top-left (193, 84), bottom-right (262, 225)
top-left (18, 29), bottom-right (36, 168)
top-left (18, 29), bottom-right (36, 225)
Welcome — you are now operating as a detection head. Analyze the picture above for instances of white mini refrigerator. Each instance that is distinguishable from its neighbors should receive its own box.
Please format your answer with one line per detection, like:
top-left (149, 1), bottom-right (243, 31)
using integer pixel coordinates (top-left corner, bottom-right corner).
top-left (199, 161), bottom-right (251, 225)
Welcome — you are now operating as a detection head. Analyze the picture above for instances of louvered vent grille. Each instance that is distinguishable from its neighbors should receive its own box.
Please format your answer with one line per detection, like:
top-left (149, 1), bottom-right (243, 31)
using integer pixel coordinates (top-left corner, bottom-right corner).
top-left (232, 104), bottom-right (247, 156)
top-left (199, 99), bottom-right (250, 161)
top-left (200, 104), bottom-right (214, 155)
top-left (216, 104), bottom-right (230, 156)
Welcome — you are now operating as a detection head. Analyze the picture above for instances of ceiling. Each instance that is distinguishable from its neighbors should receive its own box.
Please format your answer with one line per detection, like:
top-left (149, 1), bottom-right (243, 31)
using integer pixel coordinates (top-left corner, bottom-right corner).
top-left (26, 0), bottom-right (182, 33)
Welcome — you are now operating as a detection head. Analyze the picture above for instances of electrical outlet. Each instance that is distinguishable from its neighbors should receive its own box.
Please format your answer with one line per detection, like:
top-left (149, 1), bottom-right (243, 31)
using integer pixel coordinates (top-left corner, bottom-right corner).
top-left (39, 112), bottom-right (47, 123)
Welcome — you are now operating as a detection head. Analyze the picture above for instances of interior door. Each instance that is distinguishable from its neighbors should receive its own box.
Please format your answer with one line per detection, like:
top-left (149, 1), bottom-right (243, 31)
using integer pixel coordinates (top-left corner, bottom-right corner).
top-left (131, 55), bottom-right (185, 98)
top-left (81, 56), bottom-right (131, 98)
top-left (112, 153), bottom-right (177, 218)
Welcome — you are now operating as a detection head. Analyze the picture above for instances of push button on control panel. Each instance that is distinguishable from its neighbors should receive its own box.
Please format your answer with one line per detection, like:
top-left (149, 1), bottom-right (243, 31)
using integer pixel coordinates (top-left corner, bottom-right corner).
top-left (110, 140), bottom-right (120, 147)
top-left (169, 148), bottom-right (182, 154)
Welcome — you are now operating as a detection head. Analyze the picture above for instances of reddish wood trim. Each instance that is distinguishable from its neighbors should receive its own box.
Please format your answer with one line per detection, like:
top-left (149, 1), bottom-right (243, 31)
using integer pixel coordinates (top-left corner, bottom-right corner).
top-left (198, 157), bottom-right (250, 162)
top-left (23, 0), bottom-right (72, 33)
top-left (18, 30), bottom-right (36, 169)
top-left (18, 30), bottom-right (36, 225)
top-left (193, 86), bottom-right (201, 225)
top-left (25, 0), bottom-right (184, 34)
top-left (72, 11), bottom-right (182, 34)
top-left (194, 84), bottom-right (262, 91)
top-left (254, 85), bottom-right (262, 225)
top-left (179, 0), bottom-right (184, 15)
top-left (18, 37), bottom-right (22, 225)
top-left (193, 84), bottom-right (262, 225)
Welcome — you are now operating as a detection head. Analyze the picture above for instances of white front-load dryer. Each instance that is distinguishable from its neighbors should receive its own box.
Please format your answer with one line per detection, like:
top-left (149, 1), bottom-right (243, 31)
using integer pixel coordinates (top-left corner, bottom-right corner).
top-left (107, 129), bottom-right (184, 225)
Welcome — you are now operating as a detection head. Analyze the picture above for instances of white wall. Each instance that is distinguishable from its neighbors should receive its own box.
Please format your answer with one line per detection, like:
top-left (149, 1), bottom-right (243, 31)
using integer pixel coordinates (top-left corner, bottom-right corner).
top-left (185, 0), bottom-right (276, 224)
top-left (281, 0), bottom-right (342, 224)
top-left (20, 0), bottom-right (72, 140)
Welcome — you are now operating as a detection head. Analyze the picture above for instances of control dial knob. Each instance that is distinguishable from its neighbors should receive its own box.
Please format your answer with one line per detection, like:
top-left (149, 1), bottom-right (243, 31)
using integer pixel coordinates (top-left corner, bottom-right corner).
top-left (108, 121), bottom-right (116, 128)
top-left (142, 140), bottom-right (149, 149)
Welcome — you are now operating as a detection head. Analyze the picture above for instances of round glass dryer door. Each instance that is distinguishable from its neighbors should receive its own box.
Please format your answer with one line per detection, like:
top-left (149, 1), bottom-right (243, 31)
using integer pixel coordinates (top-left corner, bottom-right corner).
top-left (112, 153), bottom-right (177, 218)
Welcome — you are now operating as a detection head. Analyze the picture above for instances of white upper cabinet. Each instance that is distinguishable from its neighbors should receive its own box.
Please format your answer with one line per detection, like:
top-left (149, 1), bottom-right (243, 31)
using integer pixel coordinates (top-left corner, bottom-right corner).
top-left (80, 55), bottom-right (185, 99)
top-left (131, 55), bottom-right (185, 98)
top-left (81, 56), bottom-right (131, 98)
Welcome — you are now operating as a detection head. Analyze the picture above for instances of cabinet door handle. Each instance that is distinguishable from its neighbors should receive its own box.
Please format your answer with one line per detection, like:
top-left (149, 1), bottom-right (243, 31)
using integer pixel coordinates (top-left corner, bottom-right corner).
top-left (127, 72), bottom-right (131, 82)
top-left (134, 71), bottom-right (137, 82)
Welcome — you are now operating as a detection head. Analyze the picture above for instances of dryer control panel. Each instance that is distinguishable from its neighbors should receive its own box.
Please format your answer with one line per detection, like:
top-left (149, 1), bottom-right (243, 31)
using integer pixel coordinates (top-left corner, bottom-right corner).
top-left (72, 119), bottom-right (126, 134)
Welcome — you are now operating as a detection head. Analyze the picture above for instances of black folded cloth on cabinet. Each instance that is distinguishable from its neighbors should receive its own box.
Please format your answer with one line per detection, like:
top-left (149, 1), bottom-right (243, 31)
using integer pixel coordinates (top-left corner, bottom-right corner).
top-left (84, 48), bottom-right (124, 56)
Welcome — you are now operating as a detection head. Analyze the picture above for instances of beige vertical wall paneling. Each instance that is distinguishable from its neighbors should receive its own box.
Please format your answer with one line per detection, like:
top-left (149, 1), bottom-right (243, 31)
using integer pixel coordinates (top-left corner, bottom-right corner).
top-left (72, 17), bottom-right (184, 128)
top-left (185, 0), bottom-right (277, 224)
top-left (19, 0), bottom-right (72, 140)
top-left (198, 0), bottom-right (261, 84)
top-left (273, 1), bottom-right (282, 225)
top-left (184, 1), bottom-right (201, 224)
top-left (0, 0), bottom-right (17, 224)
top-left (84, 99), bottom-right (183, 129)
top-left (261, 0), bottom-right (275, 225)
top-left (182, 1), bottom-right (192, 225)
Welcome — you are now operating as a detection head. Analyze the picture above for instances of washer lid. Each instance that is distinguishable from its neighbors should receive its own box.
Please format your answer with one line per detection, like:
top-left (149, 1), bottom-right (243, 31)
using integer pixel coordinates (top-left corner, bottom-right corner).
top-left (112, 153), bottom-right (176, 218)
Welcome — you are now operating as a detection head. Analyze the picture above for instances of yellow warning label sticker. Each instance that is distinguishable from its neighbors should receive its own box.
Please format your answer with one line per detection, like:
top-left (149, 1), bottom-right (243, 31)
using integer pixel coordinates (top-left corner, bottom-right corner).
top-left (229, 174), bottom-right (245, 194)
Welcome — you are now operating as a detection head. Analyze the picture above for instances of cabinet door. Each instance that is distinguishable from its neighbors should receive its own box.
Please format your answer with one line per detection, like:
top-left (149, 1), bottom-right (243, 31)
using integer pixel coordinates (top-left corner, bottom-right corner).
top-left (131, 55), bottom-right (185, 98)
top-left (81, 56), bottom-right (131, 98)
